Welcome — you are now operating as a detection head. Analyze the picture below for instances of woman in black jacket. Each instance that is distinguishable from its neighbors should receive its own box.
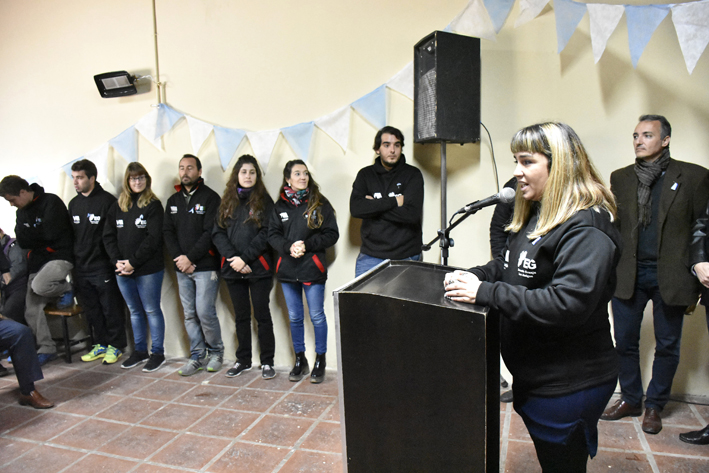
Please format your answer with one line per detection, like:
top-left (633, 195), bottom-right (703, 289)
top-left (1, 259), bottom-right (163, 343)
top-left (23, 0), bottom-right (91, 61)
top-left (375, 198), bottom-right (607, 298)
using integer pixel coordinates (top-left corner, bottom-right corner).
top-left (445, 123), bottom-right (620, 473)
top-left (213, 155), bottom-right (276, 380)
top-left (269, 160), bottom-right (339, 384)
top-left (103, 162), bottom-right (166, 373)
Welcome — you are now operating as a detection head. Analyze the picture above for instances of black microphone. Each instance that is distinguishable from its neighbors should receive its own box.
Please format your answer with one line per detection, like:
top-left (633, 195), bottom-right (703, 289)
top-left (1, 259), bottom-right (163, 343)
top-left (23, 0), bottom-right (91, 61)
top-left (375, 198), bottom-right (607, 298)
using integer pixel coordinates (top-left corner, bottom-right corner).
top-left (458, 187), bottom-right (516, 214)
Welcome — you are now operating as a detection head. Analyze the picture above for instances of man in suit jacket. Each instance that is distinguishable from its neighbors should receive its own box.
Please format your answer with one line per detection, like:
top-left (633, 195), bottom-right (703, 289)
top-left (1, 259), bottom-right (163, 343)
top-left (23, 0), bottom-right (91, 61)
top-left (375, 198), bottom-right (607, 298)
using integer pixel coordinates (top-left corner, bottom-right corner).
top-left (601, 115), bottom-right (709, 434)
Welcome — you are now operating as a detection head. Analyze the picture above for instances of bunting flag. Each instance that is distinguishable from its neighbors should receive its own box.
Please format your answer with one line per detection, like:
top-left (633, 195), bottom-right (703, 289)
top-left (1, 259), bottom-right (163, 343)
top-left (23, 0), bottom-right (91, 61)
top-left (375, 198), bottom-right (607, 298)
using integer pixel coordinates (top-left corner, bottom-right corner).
top-left (352, 85), bottom-right (387, 130)
top-left (109, 126), bottom-right (138, 162)
top-left (246, 130), bottom-right (280, 173)
top-left (315, 105), bottom-right (351, 152)
top-left (588, 4), bottom-right (625, 63)
top-left (554, 0), bottom-right (588, 53)
top-left (484, 0), bottom-right (515, 33)
top-left (84, 142), bottom-right (110, 183)
top-left (281, 121), bottom-right (315, 161)
top-left (61, 158), bottom-right (82, 178)
top-left (135, 103), bottom-right (184, 149)
top-left (186, 116), bottom-right (214, 155)
top-left (626, 4), bottom-right (671, 68)
top-left (671, 1), bottom-right (709, 74)
top-left (214, 126), bottom-right (247, 171)
top-left (449, 0), bottom-right (497, 41)
top-left (387, 62), bottom-right (414, 100)
top-left (515, 0), bottom-right (550, 28)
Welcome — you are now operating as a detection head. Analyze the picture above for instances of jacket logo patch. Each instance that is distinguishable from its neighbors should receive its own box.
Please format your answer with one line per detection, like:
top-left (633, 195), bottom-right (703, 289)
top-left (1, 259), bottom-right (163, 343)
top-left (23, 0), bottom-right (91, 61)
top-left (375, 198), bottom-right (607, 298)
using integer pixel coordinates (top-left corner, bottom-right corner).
top-left (388, 192), bottom-right (396, 197)
top-left (88, 214), bottom-right (101, 225)
top-left (517, 250), bottom-right (537, 278)
top-left (135, 215), bottom-right (147, 229)
top-left (280, 212), bottom-right (289, 222)
top-left (170, 206), bottom-right (178, 214)
top-left (116, 219), bottom-right (124, 228)
top-left (33, 217), bottom-right (42, 228)
top-left (73, 215), bottom-right (80, 224)
top-left (193, 204), bottom-right (205, 215)
top-left (373, 192), bottom-right (382, 199)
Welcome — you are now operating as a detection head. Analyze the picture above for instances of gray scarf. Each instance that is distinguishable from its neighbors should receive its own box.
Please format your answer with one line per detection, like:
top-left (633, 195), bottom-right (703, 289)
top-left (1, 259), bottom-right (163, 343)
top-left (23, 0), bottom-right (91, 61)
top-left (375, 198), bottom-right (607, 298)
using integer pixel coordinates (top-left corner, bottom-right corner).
top-left (634, 148), bottom-right (670, 228)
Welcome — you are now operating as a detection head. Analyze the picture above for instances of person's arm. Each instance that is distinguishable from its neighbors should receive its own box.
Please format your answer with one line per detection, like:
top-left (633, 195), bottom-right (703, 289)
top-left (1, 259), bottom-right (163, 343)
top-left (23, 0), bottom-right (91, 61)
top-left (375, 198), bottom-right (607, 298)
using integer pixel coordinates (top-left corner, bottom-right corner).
top-left (490, 178), bottom-right (516, 258)
top-left (378, 170), bottom-right (424, 225)
top-left (349, 169), bottom-right (398, 219)
top-left (268, 205), bottom-right (292, 256)
top-left (162, 195), bottom-right (181, 260)
top-left (7, 242), bottom-right (27, 282)
top-left (185, 192), bottom-right (221, 265)
top-left (212, 220), bottom-right (238, 260)
top-left (129, 200), bottom-right (164, 269)
top-left (102, 202), bottom-right (120, 267)
top-left (303, 201), bottom-right (340, 252)
top-left (240, 198), bottom-right (274, 264)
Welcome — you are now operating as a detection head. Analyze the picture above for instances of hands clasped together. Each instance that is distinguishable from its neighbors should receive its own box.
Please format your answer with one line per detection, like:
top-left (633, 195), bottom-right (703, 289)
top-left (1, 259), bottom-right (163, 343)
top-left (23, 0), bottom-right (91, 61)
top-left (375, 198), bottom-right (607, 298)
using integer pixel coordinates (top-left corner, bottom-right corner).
top-left (443, 270), bottom-right (482, 304)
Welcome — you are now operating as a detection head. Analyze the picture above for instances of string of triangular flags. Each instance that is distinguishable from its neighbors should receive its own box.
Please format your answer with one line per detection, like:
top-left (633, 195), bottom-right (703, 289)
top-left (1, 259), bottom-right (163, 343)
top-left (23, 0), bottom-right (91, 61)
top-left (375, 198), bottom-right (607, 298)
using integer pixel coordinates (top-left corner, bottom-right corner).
top-left (38, 0), bottom-right (707, 188)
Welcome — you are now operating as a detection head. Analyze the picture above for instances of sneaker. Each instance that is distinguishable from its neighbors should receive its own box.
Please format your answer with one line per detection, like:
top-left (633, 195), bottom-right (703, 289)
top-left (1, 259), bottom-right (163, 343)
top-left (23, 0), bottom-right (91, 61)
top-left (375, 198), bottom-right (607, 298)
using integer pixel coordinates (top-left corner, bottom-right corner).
top-left (142, 353), bottom-right (166, 372)
top-left (178, 358), bottom-right (204, 376)
top-left (122, 351), bottom-right (149, 369)
top-left (102, 346), bottom-right (122, 364)
top-left (37, 353), bottom-right (58, 365)
top-left (57, 289), bottom-right (74, 309)
top-left (262, 364), bottom-right (276, 379)
top-left (81, 344), bottom-right (107, 362)
top-left (226, 362), bottom-right (252, 377)
top-left (207, 353), bottom-right (223, 372)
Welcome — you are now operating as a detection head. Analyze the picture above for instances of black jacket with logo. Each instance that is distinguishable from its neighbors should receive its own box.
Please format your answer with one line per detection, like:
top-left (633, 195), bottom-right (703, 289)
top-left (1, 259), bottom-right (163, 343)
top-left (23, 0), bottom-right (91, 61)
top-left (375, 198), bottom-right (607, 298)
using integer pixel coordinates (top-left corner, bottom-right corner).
top-left (349, 155), bottom-right (424, 259)
top-left (212, 195), bottom-right (274, 280)
top-left (269, 194), bottom-right (339, 284)
top-left (103, 196), bottom-right (164, 277)
top-left (470, 206), bottom-right (621, 397)
top-left (68, 182), bottom-right (117, 275)
top-left (163, 178), bottom-right (221, 272)
top-left (14, 183), bottom-right (74, 273)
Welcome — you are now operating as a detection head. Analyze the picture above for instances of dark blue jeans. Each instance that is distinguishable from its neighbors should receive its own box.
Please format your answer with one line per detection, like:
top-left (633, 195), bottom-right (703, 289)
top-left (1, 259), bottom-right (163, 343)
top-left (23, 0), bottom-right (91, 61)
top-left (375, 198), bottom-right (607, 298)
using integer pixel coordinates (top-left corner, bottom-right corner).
top-left (0, 318), bottom-right (43, 394)
top-left (612, 263), bottom-right (685, 410)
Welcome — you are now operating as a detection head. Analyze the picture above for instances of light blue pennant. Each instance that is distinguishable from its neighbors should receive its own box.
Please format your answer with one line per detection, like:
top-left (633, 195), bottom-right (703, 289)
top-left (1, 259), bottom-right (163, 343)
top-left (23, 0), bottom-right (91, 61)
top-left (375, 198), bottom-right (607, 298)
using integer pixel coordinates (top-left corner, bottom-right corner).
top-left (214, 126), bottom-right (247, 170)
top-left (281, 121), bottom-right (315, 161)
top-left (61, 158), bottom-right (82, 178)
top-left (626, 4), bottom-right (670, 68)
top-left (484, 0), bottom-right (515, 33)
top-left (352, 85), bottom-right (387, 130)
top-left (109, 126), bottom-right (138, 162)
top-left (555, 0), bottom-right (588, 53)
top-left (155, 103), bottom-right (184, 140)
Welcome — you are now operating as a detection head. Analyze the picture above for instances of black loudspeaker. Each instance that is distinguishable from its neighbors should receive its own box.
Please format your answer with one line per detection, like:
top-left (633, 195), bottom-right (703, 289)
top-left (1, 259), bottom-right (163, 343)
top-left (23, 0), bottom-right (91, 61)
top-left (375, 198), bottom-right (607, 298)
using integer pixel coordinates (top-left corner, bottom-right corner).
top-left (414, 31), bottom-right (481, 144)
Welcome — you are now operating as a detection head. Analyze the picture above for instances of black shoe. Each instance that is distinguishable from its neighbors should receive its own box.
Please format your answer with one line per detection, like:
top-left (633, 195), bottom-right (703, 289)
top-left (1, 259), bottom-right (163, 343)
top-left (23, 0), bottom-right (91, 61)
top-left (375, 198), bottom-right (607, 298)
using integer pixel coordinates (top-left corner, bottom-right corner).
top-left (310, 353), bottom-right (326, 384)
top-left (226, 362), bottom-right (252, 377)
top-left (0, 363), bottom-right (8, 377)
top-left (500, 390), bottom-right (513, 403)
top-left (121, 351), bottom-right (149, 369)
top-left (680, 424), bottom-right (709, 445)
top-left (142, 353), bottom-right (166, 372)
top-left (289, 352), bottom-right (309, 382)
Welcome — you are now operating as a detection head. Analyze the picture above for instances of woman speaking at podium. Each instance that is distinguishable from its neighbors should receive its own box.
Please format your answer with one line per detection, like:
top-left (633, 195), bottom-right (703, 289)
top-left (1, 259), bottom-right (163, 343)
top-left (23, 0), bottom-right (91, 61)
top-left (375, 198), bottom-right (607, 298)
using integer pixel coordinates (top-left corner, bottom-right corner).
top-left (444, 122), bottom-right (620, 473)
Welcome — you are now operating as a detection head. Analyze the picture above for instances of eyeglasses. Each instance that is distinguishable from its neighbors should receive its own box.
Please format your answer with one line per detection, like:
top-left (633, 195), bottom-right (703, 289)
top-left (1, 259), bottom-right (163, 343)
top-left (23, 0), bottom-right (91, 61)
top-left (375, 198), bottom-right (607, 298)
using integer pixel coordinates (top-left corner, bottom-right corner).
top-left (129, 176), bottom-right (146, 183)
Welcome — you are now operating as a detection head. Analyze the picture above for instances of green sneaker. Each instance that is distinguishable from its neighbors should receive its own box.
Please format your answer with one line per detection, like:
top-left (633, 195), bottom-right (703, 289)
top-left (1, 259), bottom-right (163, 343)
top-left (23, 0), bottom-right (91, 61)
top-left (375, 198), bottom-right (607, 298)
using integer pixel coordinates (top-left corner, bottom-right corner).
top-left (103, 345), bottom-right (123, 364)
top-left (81, 344), bottom-right (107, 362)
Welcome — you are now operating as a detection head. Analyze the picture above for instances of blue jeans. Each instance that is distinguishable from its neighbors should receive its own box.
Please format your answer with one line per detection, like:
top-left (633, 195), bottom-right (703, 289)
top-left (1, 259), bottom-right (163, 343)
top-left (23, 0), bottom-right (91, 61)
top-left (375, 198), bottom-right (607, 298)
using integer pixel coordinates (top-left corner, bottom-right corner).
top-left (612, 263), bottom-right (685, 410)
top-left (176, 271), bottom-right (223, 359)
top-left (281, 282), bottom-right (327, 354)
top-left (116, 270), bottom-right (165, 355)
top-left (355, 252), bottom-right (422, 278)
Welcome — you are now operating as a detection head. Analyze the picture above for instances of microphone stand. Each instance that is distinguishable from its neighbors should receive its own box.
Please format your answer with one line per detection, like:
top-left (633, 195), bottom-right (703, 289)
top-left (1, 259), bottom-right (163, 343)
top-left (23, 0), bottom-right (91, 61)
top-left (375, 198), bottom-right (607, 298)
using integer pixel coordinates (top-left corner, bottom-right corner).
top-left (422, 205), bottom-right (483, 266)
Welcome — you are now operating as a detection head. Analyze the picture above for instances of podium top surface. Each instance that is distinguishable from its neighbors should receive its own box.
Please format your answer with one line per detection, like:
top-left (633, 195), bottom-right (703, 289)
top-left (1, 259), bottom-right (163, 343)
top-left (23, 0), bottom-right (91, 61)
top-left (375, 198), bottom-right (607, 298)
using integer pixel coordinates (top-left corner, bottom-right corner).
top-left (334, 260), bottom-right (487, 315)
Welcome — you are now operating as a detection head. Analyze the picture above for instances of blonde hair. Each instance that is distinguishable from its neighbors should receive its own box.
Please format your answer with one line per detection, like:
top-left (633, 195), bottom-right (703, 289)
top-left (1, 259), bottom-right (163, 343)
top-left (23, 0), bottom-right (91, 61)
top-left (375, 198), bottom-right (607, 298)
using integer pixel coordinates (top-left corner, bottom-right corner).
top-left (118, 162), bottom-right (159, 212)
top-left (507, 122), bottom-right (616, 240)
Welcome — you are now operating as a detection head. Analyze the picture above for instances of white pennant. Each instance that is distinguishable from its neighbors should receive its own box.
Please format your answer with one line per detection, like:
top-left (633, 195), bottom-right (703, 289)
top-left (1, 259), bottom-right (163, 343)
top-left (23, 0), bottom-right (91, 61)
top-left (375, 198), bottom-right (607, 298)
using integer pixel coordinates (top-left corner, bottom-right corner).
top-left (450, 0), bottom-right (497, 41)
top-left (246, 130), bottom-right (280, 173)
top-left (588, 4), bottom-right (625, 63)
top-left (516, 0), bottom-right (551, 28)
top-left (84, 142), bottom-right (110, 184)
top-left (387, 62), bottom-right (414, 100)
top-left (314, 105), bottom-right (351, 152)
top-left (186, 116), bottom-right (214, 155)
top-left (671, 1), bottom-right (709, 74)
top-left (134, 107), bottom-right (164, 150)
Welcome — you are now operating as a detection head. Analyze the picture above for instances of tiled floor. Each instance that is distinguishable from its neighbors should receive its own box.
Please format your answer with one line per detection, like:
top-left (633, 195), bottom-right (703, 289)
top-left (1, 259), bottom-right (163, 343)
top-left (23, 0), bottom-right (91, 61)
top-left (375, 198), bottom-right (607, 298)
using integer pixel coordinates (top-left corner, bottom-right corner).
top-left (1, 355), bottom-right (709, 473)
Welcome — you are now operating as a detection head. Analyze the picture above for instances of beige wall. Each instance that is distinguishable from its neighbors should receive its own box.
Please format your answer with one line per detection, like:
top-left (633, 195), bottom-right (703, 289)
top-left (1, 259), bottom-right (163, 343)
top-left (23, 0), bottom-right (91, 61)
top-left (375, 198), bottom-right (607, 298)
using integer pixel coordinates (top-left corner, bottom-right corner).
top-left (1, 0), bottom-right (708, 396)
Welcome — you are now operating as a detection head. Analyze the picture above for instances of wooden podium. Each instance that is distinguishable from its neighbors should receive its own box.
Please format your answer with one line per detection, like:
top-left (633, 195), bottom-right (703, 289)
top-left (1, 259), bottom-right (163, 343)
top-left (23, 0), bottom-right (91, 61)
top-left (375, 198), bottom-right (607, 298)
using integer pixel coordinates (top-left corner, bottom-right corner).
top-left (334, 260), bottom-right (499, 473)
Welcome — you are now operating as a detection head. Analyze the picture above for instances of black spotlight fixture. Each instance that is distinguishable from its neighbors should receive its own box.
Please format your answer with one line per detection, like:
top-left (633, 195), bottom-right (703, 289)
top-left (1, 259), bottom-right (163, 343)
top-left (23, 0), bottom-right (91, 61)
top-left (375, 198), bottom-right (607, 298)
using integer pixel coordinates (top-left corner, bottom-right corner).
top-left (94, 71), bottom-right (138, 98)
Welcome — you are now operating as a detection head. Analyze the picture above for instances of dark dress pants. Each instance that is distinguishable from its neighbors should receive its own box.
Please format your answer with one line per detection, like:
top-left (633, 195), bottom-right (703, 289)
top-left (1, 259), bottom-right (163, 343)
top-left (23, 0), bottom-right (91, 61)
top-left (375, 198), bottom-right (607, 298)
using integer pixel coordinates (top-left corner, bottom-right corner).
top-left (75, 271), bottom-right (127, 349)
top-left (0, 318), bottom-right (43, 394)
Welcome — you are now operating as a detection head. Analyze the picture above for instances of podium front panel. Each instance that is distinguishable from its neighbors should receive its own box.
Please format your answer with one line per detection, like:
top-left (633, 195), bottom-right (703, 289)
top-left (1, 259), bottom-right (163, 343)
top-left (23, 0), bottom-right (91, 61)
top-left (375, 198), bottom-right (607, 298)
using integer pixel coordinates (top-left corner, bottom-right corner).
top-left (334, 260), bottom-right (499, 473)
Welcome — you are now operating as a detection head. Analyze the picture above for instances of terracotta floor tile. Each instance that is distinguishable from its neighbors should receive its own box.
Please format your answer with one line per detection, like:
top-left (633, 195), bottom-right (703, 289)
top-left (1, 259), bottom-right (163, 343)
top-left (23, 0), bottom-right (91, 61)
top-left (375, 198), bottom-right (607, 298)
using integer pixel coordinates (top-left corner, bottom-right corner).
top-left (32, 385), bottom-right (84, 405)
top-left (6, 411), bottom-right (83, 442)
top-left (132, 379), bottom-right (195, 402)
top-left (65, 453), bottom-right (138, 473)
top-left (322, 401), bottom-right (341, 422)
top-left (0, 438), bottom-right (36, 465)
top-left (221, 388), bottom-right (284, 412)
top-left (502, 439), bottom-right (540, 473)
top-left (0, 387), bottom-right (19, 405)
top-left (644, 425), bottom-right (709, 457)
top-left (300, 421), bottom-right (342, 453)
top-left (53, 391), bottom-right (122, 416)
top-left (174, 384), bottom-right (236, 407)
top-left (248, 372), bottom-right (301, 391)
top-left (507, 412), bottom-right (532, 441)
top-left (52, 418), bottom-right (129, 449)
top-left (694, 404), bottom-right (709, 423)
top-left (278, 450), bottom-right (343, 473)
top-left (653, 453), bottom-right (709, 473)
top-left (149, 432), bottom-right (231, 470)
top-left (57, 370), bottom-right (117, 390)
top-left (662, 401), bottom-right (707, 428)
top-left (206, 368), bottom-right (261, 388)
top-left (97, 425), bottom-right (176, 460)
top-left (241, 414), bottom-right (314, 447)
top-left (207, 441), bottom-right (289, 473)
top-left (270, 393), bottom-right (335, 419)
top-left (589, 450), bottom-right (653, 472)
top-left (0, 444), bottom-right (84, 473)
top-left (95, 397), bottom-right (166, 424)
top-left (140, 403), bottom-right (210, 430)
top-left (34, 364), bottom-right (83, 385)
top-left (292, 372), bottom-right (339, 396)
top-left (597, 418), bottom-right (644, 450)
top-left (189, 408), bottom-right (260, 438)
top-left (134, 463), bottom-right (201, 472)
top-left (163, 363), bottom-right (215, 383)
top-left (93, 373), bottom-right (157, 396)
top-left (0, 405), bottom-right (41, 434)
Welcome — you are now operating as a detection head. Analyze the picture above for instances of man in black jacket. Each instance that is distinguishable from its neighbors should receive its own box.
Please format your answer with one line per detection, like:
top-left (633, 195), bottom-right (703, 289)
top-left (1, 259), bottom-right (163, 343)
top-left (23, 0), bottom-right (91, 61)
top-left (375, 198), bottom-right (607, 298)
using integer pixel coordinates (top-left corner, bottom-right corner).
top-left (164, 154), bottom-right (224, 376)
top-left (0, 175), bottom-right (74, 365)
top-left (350, 126), bottom-right (424, 277)
top-left (68, 160), bottom-right (126, 365)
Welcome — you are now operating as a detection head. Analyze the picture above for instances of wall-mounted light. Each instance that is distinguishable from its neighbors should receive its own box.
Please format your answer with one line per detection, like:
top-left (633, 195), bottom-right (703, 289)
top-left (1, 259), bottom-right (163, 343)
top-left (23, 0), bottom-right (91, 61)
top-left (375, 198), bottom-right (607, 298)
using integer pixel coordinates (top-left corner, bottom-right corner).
top-left (93, 71), bottom-right (142, 98)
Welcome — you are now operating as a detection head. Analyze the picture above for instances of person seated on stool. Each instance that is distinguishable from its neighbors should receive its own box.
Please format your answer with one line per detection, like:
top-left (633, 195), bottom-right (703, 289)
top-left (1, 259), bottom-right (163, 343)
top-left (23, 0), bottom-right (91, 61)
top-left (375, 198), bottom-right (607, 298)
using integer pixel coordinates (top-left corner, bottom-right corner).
top-left (0, 313), bottom-right (54, 408)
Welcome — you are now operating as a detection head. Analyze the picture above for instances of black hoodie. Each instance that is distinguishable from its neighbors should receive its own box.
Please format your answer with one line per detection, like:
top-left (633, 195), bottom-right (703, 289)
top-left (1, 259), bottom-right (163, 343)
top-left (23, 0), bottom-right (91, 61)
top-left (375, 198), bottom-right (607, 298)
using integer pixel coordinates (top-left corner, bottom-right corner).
top-left (68, 182), bottom-right (117, 275)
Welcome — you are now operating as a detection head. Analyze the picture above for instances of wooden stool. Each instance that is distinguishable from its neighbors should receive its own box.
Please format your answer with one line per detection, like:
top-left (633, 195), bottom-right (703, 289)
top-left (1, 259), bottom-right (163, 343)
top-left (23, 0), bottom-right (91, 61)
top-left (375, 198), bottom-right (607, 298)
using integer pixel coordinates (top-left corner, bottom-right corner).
top-left (44, 303), bottom-right (93, 363)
